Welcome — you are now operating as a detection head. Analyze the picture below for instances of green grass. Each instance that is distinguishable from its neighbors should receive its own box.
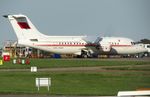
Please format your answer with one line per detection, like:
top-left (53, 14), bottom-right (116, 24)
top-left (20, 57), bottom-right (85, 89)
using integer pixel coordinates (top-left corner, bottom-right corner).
top-left (0, 58), bottom-right (150, 69)
top-left (0, 71), bottom-right (149, 95)
top-left (0, 58), bottom-right (149, 95)
top-left (104, 66), bottom-right (150, 71)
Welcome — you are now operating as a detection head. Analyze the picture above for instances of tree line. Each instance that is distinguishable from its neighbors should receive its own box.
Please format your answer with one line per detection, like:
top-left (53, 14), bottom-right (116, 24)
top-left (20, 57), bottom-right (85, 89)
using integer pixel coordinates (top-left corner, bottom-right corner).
top-left (137, 39), bottom-right (150, 44)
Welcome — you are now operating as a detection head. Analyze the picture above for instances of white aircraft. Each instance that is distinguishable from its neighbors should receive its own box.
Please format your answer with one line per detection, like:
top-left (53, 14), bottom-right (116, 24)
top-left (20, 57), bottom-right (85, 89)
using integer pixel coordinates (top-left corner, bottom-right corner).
top-left (3, 14), bottom-right (147, 58)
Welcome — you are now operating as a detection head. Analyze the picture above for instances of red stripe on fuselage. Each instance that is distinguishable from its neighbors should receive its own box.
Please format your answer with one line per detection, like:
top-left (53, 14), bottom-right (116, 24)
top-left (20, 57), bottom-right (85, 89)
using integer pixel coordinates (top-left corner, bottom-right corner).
top-left (35, 44), bottom-right (96, 47)
top-left (34, 44), bottom-right (132, 47)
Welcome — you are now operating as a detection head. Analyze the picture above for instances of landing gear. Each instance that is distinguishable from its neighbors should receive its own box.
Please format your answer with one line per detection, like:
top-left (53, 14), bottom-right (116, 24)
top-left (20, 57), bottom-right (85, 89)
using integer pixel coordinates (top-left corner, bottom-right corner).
top-left (82, 53), bottom-right (88, 58)
top-left (76, 50), bottom-right (93, 58)
top-left (81, 50), bottom-right (92, 58)
top-left (144, 52), bottom-right (149, 57)
top-left (135, 53), bottom-right (144, 58)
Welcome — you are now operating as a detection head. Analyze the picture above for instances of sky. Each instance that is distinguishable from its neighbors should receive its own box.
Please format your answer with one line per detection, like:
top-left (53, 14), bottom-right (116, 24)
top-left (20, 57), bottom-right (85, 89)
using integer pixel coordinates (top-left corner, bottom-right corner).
top-left (0, 0), bottom-right (150, 47)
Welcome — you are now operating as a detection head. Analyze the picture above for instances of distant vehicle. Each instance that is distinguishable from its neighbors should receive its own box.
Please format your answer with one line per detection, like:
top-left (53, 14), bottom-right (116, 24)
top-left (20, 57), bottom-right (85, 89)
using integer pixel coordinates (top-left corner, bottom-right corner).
top-left (145, 44), bottom-right (150, 56)
top-left (3, 14), bottom-right (147, 58)
top-left (137, 43), bottom-right (150, 57)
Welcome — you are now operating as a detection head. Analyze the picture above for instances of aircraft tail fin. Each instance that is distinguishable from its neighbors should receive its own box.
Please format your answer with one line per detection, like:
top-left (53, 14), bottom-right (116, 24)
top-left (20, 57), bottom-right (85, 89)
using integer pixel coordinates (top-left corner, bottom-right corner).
top-left (3, 14), bottom-right (45, 40)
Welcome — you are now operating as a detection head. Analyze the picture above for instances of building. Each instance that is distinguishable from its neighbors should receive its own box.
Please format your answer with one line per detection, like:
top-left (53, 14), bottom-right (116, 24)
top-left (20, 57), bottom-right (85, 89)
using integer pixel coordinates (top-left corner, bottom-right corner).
top-left (3, 40), bottom-right (52, 58)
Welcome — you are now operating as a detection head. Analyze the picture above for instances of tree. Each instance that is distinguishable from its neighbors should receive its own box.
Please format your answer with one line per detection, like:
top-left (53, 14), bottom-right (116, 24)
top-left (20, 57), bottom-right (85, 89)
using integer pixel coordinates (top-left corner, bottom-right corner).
top-left (138, 39), bottom-right (150, 44)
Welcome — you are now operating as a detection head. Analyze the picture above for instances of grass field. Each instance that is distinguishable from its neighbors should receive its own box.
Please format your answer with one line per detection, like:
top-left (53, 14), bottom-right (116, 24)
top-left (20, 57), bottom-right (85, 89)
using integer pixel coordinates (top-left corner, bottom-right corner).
top-left (0, 58), bottom-right (150, 96)
top-left (1, 58), bottom-right (150, 69)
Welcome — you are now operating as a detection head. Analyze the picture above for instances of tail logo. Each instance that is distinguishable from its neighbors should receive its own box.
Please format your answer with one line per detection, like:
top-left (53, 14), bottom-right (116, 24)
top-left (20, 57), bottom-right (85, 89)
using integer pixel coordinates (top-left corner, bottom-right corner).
top-left (17, 22), bottom-right (31, 29)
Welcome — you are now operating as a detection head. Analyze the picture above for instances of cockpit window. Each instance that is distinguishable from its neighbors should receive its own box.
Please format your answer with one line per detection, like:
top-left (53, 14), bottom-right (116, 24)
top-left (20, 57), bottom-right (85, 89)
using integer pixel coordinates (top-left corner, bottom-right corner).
top-left (131, 42), bottom-right (135, 45)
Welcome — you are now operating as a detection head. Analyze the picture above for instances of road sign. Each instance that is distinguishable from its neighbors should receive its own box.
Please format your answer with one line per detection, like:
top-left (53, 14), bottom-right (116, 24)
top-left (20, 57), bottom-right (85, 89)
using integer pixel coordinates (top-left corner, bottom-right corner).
top-left (36, 78), bottom-right (51, 91)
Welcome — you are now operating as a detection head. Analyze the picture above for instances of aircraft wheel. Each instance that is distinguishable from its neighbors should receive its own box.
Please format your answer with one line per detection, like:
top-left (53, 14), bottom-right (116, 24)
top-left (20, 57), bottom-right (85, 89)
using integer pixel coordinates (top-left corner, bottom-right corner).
top-left (82, 54), bottom-right (88, 58)
top-left (144, 52), bottom-right (149, 57)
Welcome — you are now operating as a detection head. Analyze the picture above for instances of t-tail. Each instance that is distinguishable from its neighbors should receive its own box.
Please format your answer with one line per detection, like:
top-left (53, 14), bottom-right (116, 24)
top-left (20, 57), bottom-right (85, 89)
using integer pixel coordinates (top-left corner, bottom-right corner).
top-left (3, 14), bottom-right (45, 41)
